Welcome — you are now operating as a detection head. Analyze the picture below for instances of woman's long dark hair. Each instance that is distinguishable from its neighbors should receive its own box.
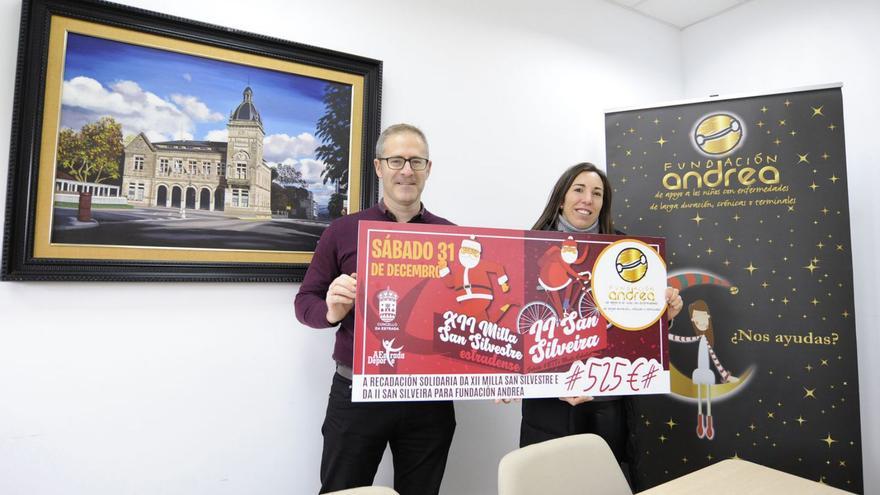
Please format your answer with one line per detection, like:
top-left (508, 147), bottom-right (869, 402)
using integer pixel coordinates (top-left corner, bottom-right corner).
top-left (532, 162), bottom-right (614, 233)
top-left (688, 299), bottom-right (714, 347)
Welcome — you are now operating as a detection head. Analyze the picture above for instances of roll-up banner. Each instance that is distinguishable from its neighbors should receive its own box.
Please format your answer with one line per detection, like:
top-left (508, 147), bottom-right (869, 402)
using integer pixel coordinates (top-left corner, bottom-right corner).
top-left (605, 84), bottom-right (862, 493)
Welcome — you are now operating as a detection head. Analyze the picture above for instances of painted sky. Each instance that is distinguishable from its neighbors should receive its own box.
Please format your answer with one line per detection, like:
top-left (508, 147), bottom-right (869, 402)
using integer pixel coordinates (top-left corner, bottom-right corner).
top-left (59, 33), bottom-right (349, 206)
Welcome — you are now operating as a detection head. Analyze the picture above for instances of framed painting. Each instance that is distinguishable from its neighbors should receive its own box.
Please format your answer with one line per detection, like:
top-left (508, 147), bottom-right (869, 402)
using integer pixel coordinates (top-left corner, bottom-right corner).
top-left (2, 0), bottom-right (381, 281)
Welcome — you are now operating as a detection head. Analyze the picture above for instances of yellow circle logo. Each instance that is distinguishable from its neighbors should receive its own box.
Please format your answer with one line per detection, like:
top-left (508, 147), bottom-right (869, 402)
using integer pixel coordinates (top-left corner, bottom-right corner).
top-left (616, 247), bottom-right (648, 283)
top-left (694, 113), bottom-right (743, 155)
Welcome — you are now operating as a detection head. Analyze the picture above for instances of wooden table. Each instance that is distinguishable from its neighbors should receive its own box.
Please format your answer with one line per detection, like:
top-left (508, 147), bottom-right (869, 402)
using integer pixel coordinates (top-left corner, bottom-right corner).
top-left (638, 459), bottom-right (853, 495)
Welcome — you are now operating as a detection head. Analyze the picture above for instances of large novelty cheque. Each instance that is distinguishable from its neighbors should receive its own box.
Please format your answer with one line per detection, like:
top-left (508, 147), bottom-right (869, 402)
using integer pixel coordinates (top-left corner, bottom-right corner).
top-left (353, 221), bottom-right (670, 402)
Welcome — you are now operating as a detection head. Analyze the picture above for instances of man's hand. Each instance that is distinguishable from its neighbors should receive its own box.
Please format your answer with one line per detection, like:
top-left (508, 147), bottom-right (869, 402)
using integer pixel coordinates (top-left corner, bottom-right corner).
top-left (666, 287), bottom-right (683, 321)
top-left (559, 396), bottom-right (593, 406)
top-left (326, 273), bottom-right (357, 324)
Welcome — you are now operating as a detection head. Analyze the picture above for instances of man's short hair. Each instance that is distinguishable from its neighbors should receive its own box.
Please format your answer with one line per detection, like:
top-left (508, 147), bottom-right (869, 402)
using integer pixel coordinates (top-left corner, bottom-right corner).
top-left (375, 123), bottom-right (429, 158)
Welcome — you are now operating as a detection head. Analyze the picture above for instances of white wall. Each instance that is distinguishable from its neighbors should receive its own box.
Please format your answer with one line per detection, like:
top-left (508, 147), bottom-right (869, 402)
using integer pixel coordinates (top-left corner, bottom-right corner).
top-left (681, 1), bottom-right (879, 492)
top-left (0, 0), bottom-right (682, 494)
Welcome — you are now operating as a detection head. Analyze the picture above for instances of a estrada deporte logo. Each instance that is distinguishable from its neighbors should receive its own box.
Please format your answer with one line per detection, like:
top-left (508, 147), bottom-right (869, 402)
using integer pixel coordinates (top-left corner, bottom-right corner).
top-left (693, 113), bottom-right (744, 156)
top-left (368, 339), bottom-right (406, 366)
top-left (616, 247), bottom-right (648, 283)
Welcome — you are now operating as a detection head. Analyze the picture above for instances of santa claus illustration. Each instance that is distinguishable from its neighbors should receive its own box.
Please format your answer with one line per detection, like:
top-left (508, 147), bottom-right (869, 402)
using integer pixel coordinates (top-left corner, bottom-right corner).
top-left (439, 236), bottom-right (512, 322)
top-left (537, 236), bottom-right (590, 316)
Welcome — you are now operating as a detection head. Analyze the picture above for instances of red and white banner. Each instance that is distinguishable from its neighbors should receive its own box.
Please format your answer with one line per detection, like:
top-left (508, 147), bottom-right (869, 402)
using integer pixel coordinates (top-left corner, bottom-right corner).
top-left (353, 221), bottom-right (669, 401)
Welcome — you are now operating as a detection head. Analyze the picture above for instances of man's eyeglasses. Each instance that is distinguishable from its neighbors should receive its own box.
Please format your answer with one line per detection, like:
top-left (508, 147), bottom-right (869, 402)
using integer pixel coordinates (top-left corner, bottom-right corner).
top-left (379, 156), bottom-right (429, 171)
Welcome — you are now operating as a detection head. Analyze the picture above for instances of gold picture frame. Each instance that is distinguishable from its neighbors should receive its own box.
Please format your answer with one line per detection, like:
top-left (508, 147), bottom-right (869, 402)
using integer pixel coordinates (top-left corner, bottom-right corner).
top-left (3, 0), bottom-right (381, 281)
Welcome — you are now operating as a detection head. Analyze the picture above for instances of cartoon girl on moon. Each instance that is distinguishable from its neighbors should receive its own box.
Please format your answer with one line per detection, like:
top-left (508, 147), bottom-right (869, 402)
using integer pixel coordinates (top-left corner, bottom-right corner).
top-left (669, 299), bottom-right (739, 440)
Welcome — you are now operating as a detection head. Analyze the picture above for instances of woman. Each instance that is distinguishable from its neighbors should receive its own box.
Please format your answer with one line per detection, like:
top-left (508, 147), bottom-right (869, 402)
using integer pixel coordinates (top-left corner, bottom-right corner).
top-left (520, 162), bottom-right (683, 482)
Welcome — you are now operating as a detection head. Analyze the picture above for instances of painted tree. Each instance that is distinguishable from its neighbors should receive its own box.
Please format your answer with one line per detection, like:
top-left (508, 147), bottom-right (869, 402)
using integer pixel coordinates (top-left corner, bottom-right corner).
top-left (273, 163), bottom-right (307, 188)
top-left (57, 117), bottom-right (123, 184)
top-left (315, 83), bottom-right (352, 218)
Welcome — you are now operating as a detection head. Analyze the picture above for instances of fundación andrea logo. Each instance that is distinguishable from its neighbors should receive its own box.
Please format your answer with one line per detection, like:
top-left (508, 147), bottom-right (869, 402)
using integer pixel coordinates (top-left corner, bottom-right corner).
top-left (615, 247), bottom-right (648, 283)
top-left (591, 239), bottom-right (667, 331)
top-left (693, 113), bottom-right (744, 156)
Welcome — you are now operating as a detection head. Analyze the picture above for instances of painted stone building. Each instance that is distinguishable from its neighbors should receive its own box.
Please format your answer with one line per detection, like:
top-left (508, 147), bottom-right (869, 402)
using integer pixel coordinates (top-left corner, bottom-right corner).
top-left (121, 87), bottom-right (272, 217)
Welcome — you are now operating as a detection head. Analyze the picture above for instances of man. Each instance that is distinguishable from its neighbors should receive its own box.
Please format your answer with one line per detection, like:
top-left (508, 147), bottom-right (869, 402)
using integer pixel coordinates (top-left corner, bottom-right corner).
top-left (294, 124), bottom-right (455, 495)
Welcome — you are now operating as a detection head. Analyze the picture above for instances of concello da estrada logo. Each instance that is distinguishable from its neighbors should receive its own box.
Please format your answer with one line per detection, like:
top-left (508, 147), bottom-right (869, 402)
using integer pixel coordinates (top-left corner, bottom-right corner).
top-left (616, 247), bottom-right (648, 283)
top-left (693, 113), bottom-right (744, 156)
top-left (377, 287), bottom-right (399, 323)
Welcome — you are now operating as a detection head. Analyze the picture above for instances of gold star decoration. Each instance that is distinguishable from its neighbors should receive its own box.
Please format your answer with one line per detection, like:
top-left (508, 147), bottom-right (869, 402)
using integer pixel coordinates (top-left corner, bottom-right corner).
top-left (811, 105), bottom-right (824, 117)
top-left (733, 213), bottom-right (741, 221)
top-left (797, 153), bottom-right (810, 164)
top-left (804, 387), bottom-right (816, 398)
top-left (757, 120), bottom-right (765, 127)
top-left (821, 434), bottom-right (837, 447)
top-left (656, 136), bottom-right (667, 147)
top-left (779, 119), bottom-right (787, 126)
top-left (804, 261), bottom-right (819, 274)
top-left (761, 106), bottom-right (768, 113)
top-left (745, 262), bottom-right (758, 275)
top-left (692, 213), bottom-right (704, 225)
top-left (828, 123), bottom-right (837, 131)
top-left (797, 416), bottom-right (807, 426)
top-left (829, 175), bottom-right (840, 183)
top-left (659, 434), bottom-right (667, 443)
top-left (773, 138), bottom-right (782, 145)
top-left (821, 152), bottom-right (830, 160)
top-left (809, 182), bottom-right (820, 191)
top-left (666, 418), bottom-right (677, 429)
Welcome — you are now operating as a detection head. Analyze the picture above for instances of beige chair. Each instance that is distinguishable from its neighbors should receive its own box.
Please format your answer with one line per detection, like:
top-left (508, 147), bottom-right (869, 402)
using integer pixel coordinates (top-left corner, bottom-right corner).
top-left (325, 487), bottom-right (399, 495)
top-left (498, 433), bottom-right (632, 495)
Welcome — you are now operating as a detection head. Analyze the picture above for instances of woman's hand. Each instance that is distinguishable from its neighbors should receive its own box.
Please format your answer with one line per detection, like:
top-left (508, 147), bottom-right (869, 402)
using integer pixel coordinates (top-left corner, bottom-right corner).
top-left (666, 287), bottom-right (683, 321)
